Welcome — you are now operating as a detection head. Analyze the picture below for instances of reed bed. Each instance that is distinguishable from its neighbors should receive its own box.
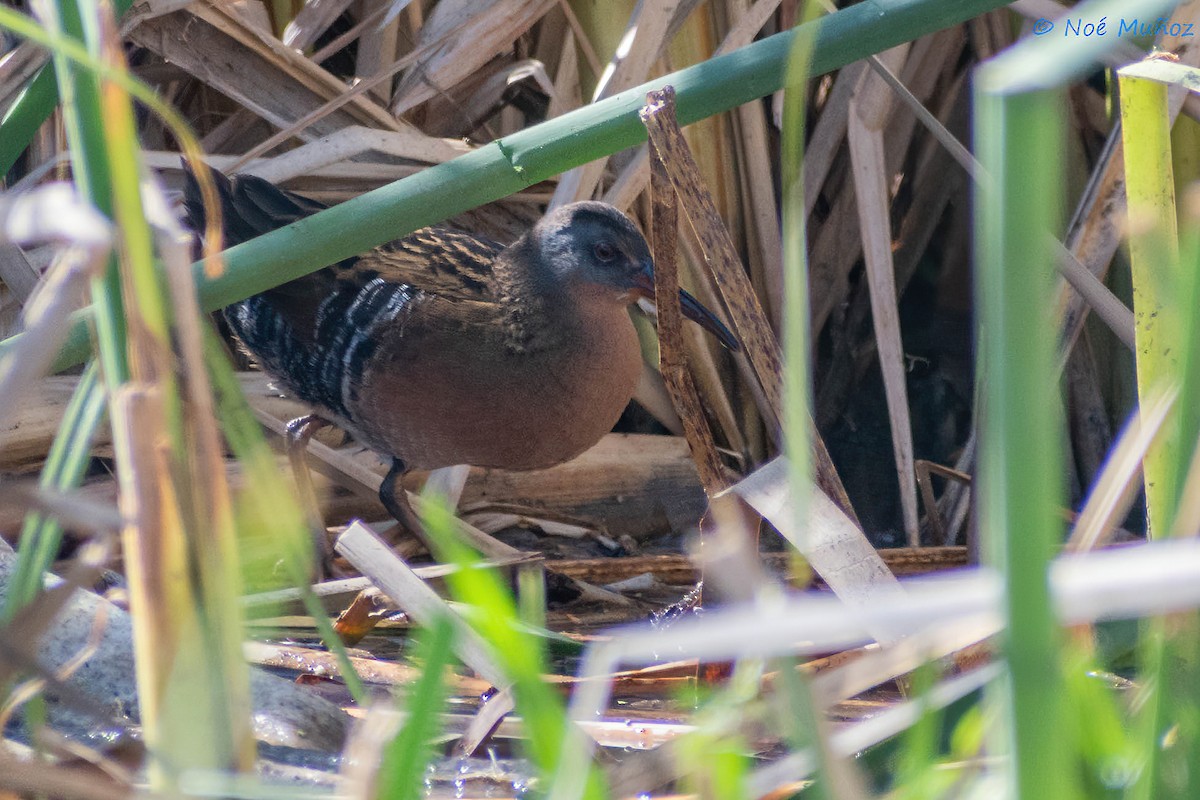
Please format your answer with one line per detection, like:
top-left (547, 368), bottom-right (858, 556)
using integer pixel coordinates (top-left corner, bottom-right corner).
top-left (2, 0), bottom-right (1200, 798)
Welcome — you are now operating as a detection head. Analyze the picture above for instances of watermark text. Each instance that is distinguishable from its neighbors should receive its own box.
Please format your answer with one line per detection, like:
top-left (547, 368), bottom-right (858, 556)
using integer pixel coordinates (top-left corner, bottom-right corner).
top-left (1032, 17), bottom-right (1193, 38)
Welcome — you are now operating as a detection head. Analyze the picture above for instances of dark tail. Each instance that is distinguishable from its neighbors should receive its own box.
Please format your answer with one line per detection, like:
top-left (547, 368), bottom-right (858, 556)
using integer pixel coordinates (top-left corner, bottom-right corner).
top-left (181, 163), bottom-right (329, 247)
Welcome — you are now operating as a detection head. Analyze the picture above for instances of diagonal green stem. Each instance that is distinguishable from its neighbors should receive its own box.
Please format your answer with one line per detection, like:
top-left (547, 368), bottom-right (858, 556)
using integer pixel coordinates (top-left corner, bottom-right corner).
top-left (0, 0), bottom-right (1009, 373)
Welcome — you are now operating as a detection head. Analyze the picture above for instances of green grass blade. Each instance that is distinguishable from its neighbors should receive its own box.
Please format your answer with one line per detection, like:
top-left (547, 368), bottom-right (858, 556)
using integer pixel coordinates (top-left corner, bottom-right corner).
top-left (1118, 62), bottom-right (1182, 538)
top-left (2, 362), bottom-right (105, 621)
top-left (423, 497), bottom-right (605, 800)
top-left (375, 614), bottom-right (455, 800)
top-left (781, 3), bottom-right (820, 547)
top-left (87, 1), bottom-right (257, 780)
top-left (1114, 54), bottom-right (1200, 800)
top-left (0, 68), bottom-right (60, 177)
top-left (36, 0), bottom-right (128, 386)
top-left (0, 0), bottom-right (134, 175)
top-left (974, 68), bottom-right (1080, 800)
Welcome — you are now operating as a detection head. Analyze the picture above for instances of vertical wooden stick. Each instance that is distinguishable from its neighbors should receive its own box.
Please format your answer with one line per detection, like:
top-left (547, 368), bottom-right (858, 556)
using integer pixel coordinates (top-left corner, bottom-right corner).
top-left (642, 98), bottom-right (729, 498)
top-left (640, 85), bottom-right (859, 527)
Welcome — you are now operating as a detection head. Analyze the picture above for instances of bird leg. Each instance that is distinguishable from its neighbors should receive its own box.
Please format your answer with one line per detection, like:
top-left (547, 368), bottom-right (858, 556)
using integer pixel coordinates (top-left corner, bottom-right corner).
top-left (378, 458), bottom-right (436, 552)
top-left (286, 413), bottom-right (335, 577)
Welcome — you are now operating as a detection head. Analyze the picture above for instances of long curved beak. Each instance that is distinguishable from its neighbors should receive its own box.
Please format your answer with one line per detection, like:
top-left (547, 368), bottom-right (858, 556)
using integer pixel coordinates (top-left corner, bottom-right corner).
top-left (632, 260), bottom-right (740, 351)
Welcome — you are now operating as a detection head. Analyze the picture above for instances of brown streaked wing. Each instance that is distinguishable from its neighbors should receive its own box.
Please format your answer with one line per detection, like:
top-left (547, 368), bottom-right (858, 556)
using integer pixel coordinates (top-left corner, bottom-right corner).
top-left (332, 227), bottom-right (504, 303)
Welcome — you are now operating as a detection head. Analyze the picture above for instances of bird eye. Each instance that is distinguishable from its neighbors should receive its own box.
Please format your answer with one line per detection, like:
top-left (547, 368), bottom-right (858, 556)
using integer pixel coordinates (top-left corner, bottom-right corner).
top-left (593, 241), bottom-right (617, 262)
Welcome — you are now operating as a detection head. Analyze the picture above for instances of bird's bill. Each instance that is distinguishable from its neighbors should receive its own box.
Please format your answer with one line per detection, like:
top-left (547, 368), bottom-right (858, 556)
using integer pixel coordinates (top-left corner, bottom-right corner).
top-left (631, 265), bottom-right (740, 351)
top-left (679, 289), bottom-right (740, 351)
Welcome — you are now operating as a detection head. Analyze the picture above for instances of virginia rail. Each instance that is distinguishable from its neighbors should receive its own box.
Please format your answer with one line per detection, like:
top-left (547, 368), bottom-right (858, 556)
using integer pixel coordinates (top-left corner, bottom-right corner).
top-left (184, 169), bottom-right (737, 548)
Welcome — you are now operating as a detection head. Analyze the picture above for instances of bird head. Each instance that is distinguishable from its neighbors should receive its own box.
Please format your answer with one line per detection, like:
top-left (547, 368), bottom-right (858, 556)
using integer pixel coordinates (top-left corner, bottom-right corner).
top-left (532, 201), bottom-right (740, 351)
